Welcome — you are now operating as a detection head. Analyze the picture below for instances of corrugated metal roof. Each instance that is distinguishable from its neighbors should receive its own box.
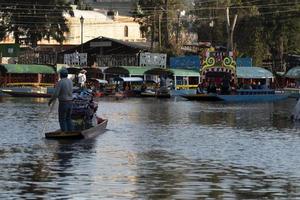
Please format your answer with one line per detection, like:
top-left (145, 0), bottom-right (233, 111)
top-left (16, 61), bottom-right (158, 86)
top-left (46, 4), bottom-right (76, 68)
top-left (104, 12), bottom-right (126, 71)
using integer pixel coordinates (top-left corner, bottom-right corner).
top-left (237, 67), bottom-right (273, 79)
top-left (0, 64), bottom-right (55, 74)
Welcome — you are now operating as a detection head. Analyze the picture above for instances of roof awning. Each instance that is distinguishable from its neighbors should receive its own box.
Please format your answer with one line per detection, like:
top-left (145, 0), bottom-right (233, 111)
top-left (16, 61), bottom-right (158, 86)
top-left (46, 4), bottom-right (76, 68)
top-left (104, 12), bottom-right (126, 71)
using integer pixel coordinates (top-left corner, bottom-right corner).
top-left (122, 66), bottom-right (149, 76)
top-left (103, 67), bottom-right (129, 75)
top-left (285, 66), bottom-right (300, 79)
top-left (171, 69), bottom-right (200, 77)
top-left (0, 64), bottom-right (55, 74)
top-left (236, 67), bottom-right (273, 79)
top-left (144, 67), bottom-right (174, 76)
top-left (114, 77), bottom-right (144, 82)
top-left (88, 78), bottom-right (108, 84)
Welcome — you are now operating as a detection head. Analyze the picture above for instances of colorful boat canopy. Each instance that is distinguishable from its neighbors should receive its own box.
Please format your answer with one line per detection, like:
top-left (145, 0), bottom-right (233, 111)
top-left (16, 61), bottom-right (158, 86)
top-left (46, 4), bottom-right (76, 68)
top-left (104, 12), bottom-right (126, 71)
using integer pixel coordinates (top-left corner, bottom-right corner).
top-left (285, 66), bottom-right (300, 79)
top-left (0, 64), bottom-right (55, 74)
top-left (236, 67), bottom-right (274, 79)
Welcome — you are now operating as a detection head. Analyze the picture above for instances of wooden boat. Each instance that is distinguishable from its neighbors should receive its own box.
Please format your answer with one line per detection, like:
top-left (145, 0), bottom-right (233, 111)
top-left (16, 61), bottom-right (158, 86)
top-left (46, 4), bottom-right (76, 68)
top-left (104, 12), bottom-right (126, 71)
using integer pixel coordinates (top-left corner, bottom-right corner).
top-left (0, 64), bottom-right (56, 97)
top-left (45, 119), bottom-right (108, 139)
top-left (1, 87), bottom-right (53, 98)
top-left (181, 89), bottom-right (288, 102)
top-left (181, 93), bottom-right (222, 101)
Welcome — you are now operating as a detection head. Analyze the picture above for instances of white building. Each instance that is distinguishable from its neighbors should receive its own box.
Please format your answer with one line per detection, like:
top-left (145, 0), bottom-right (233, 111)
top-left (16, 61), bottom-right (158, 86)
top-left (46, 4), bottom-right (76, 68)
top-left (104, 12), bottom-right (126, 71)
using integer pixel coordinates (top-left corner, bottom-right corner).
top-left (1, 6), bottom-right (145, 46)
top-left (63, 8), bottom-right (144, 45)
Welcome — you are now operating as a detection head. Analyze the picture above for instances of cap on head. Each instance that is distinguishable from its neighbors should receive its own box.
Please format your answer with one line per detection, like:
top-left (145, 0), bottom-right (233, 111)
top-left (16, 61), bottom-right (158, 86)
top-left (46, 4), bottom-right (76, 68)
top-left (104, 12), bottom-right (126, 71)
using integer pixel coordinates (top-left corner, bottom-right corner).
top-left (59, 67), bottom-right (68, 78)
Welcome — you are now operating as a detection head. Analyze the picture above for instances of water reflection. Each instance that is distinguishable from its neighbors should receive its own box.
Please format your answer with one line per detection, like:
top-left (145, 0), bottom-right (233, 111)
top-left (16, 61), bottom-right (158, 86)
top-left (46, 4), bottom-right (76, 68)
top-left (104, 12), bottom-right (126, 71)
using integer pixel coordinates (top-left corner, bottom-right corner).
top-left (135, 149), bottom-right (300, 199)
top-left (0, 96), bottom-right (300, 199)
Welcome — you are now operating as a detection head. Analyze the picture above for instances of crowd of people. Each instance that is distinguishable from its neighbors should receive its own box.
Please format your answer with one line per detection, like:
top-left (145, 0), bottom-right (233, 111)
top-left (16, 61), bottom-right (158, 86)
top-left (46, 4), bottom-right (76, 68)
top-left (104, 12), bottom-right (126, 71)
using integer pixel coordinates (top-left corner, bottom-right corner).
top-left (196, 78), bottom-right (269, 95)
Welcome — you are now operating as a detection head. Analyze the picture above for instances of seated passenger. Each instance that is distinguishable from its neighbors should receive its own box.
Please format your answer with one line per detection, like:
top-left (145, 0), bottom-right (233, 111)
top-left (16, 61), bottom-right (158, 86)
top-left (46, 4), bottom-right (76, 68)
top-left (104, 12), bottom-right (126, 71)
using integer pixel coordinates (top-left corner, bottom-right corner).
top-left (196, 83), bottom-right (204, 94)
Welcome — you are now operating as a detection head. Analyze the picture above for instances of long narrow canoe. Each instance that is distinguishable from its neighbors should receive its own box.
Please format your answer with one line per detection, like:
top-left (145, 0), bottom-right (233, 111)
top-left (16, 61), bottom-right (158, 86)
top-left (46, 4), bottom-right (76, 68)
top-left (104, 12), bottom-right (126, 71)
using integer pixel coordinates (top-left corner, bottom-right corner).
top-left (45, 119), bottom-right (108, 139)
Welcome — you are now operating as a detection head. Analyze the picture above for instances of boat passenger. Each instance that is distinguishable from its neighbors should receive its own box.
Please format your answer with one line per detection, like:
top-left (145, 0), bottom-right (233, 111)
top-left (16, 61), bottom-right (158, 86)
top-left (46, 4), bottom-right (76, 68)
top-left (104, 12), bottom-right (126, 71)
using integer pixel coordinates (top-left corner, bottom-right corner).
top-left (207, 82), bottom-right (217, 94)
top-left (78, 69), bottom-right (87, 89)
top-left (196, 83), bottom-right (204, 94)
top-left (48, 68), bottom-right (74, 132)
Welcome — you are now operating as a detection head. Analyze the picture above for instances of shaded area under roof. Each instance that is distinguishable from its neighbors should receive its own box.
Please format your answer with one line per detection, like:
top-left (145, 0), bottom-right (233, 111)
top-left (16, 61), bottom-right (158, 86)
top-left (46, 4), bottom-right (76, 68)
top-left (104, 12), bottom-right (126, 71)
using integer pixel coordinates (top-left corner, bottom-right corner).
top-left (61, 36), bottom-right (150, 55)
top-left (285, 66), bottom-right (300, 79)
top-left (236, 67), bottom-right (273, 79)
top-left (144, 68), bottom-right (174, 76)
top-left (103, 66), bottom-right (200, 77)
top-left (103, 66), bottom-right (129, 75)
top-left (0, 64), bottom-right (55, 74)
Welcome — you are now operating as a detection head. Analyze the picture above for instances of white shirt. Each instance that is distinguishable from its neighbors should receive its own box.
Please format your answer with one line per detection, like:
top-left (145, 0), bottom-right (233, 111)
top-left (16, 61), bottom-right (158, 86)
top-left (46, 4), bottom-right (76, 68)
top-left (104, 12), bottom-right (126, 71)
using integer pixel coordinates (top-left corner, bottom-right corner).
top-left (78, 72), bottom-right (86, 84)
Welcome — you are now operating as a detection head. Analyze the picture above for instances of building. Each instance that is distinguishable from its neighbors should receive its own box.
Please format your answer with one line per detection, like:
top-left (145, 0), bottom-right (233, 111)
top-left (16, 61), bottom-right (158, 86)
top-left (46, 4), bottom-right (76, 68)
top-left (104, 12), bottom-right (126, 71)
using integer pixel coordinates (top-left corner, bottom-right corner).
top-left (40, 6), bottom-right (144, 45)
top-left (0, 6), bottom-right (145, 65)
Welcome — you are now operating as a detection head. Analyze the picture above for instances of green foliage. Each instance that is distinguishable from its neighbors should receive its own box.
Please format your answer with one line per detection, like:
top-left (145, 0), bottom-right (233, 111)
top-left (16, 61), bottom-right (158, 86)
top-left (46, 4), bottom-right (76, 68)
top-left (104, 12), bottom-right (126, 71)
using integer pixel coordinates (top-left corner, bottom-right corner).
top-left (0, 0), bottom-right (73, 47)
top-left (132, 0), bottom-right (186, 55)
top-left (190, 0), bottom-right (300, 70)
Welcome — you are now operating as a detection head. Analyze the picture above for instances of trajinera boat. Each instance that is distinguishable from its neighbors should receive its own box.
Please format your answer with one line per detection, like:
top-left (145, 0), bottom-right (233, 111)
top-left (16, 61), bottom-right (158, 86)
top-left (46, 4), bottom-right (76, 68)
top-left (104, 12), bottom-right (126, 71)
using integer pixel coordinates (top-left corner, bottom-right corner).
top-left (0, 64), bottom-right (56, 97)
top-left (181, 49), bottom-right (288, 102)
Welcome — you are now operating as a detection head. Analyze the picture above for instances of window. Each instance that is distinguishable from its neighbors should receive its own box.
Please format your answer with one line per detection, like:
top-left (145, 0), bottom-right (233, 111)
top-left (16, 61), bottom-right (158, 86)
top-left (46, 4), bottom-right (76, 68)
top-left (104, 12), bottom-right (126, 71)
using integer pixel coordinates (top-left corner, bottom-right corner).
top-left (124, 26), bottom-right (128, 37)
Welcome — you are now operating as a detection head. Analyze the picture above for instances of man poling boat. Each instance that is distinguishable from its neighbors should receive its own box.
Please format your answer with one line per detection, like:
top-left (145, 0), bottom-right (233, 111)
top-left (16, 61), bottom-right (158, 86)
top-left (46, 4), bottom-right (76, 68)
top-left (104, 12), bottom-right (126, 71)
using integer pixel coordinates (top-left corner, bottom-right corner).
top-left (45, 68), bottom-right (108, 139)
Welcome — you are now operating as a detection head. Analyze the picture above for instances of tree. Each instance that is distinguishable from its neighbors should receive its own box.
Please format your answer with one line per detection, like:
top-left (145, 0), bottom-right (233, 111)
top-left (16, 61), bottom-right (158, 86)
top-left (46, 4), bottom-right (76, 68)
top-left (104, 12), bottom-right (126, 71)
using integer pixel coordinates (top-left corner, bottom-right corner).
top-left (132, 0), bottom-right (185, 55)
top-left (255, 0), bottom-right (300, 71)
top-left (190, 0), bottom-right (300, 70)
top-left (0, 0), bottom-right (73, 47)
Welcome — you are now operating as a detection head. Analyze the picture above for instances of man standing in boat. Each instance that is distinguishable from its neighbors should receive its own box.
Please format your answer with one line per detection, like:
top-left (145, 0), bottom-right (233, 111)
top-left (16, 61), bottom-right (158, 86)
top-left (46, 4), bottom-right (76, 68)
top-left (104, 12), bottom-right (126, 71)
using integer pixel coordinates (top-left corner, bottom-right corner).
top-left (48, 68), bottom-right (74, 132)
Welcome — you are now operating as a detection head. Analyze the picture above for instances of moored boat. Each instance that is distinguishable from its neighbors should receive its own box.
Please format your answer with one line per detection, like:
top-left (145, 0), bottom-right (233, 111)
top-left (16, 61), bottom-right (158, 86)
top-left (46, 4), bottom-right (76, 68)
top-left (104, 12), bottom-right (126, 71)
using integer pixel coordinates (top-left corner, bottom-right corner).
top-left (181, 89), bottom-right (288, 102)
top-left (1, 86), bottom-right (53, 98)
top-left (0, 64), bottom-right (56, 98)
top-left (45, 118), bottom-right (108, 139)
top-left (181, 49), bottom-right (288, 103)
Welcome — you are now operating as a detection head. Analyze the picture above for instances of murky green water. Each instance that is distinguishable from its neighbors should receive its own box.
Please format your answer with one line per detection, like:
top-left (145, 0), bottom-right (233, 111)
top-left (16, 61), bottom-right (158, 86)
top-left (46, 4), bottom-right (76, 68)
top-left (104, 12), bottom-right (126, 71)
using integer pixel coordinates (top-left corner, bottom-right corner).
top-left (0, 96), bottom-right (299, 199)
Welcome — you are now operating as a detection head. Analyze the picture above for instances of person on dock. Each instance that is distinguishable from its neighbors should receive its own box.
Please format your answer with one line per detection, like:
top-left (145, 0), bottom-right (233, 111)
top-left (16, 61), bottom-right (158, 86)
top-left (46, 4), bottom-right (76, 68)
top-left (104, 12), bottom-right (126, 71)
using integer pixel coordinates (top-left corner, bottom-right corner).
top-left (48, 68), bottom-right (74, 132)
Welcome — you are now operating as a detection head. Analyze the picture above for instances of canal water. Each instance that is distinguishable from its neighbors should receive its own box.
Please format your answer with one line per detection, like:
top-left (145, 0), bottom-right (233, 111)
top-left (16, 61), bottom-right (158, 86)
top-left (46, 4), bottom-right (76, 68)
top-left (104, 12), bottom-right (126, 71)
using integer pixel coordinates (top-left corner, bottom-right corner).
top-left (0, 96), bottom-right (299, 199)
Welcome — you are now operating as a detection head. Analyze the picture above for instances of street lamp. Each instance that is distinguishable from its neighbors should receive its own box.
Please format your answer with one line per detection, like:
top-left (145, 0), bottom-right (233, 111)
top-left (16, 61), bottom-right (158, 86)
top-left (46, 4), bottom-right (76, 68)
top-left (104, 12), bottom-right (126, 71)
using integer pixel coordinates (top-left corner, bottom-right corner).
top-left (80, 16), bottom-right (84, 53)
top-left (209, 20), bottom-right (214, 47)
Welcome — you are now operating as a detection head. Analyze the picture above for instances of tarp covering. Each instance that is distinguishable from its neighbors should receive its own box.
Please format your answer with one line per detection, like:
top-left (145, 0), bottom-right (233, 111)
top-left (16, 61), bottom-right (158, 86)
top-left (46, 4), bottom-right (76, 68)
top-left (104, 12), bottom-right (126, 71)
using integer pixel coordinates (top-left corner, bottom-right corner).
top-left (171, 69), bottom-right (200, 77)
top-left (114, 77), bottom-right (143, 82)
top-left (285, 66), bottom-right (300, 79)
top-left (0, 64), bottom-right (55, 74)
top-left (236, 67), bottom-right (273, 79)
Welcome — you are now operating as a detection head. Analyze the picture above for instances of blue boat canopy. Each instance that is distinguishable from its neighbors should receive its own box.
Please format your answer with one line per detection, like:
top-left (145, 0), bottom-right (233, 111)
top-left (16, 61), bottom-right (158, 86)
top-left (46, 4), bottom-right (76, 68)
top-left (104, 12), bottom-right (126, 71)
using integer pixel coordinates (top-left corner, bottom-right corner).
top-left (237, 67), bottom-right (273, 79)
top-left (285, 66), bottom-right (300, 79)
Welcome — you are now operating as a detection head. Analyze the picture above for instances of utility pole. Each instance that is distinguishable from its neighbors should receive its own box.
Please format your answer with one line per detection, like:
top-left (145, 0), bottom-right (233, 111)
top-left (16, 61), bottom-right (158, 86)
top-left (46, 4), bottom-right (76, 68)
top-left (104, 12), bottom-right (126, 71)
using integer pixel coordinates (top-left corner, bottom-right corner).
top-left (226, 7), bottom-right (237, 51)
top-left (159, 12), bottom-right (162, 50)
top-left (151, 8), bottom-right (156, 51)
top-left (176, 10), bottom-right (180, 44)
top-left (163, 0), bottom-right (169, 48)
